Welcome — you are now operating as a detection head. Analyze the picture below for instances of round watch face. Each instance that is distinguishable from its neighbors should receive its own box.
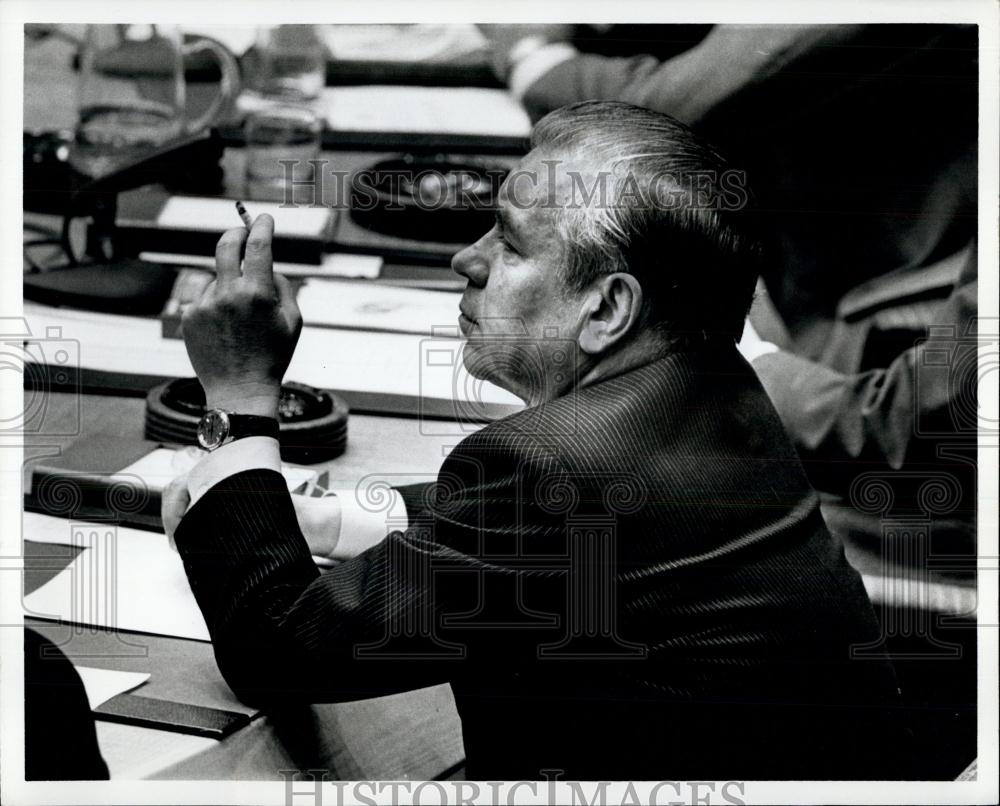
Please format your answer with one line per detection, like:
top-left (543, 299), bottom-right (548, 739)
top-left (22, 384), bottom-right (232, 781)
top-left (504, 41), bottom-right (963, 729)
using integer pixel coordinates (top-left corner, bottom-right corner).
top-left (197, 410), bottom-right (231, 450)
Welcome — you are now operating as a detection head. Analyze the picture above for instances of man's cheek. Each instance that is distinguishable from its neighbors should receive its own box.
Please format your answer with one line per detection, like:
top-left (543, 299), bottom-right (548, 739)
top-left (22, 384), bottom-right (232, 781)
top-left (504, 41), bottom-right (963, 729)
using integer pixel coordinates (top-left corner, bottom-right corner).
top-left (489, 290), bottom-right (542, 336)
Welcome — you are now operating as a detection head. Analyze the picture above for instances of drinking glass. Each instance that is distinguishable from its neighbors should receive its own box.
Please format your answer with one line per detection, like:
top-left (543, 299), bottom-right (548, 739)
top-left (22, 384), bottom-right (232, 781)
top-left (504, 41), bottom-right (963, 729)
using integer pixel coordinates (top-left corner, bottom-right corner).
top-left (244, 105), bottom-right (323, 203)
top-left (252, 25), bottom-right (326, 102)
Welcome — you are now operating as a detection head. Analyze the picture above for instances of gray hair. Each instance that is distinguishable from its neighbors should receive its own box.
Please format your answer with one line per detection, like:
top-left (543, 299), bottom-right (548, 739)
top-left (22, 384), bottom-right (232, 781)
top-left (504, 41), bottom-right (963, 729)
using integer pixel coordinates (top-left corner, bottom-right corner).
top-left (530, 101), bottom-right (761, 342)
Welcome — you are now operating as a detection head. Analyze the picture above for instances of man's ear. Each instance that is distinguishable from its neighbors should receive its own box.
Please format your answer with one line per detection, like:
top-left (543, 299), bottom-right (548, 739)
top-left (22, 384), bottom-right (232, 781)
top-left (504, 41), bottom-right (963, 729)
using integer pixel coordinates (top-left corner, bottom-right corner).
top-left (577, 272), bottom-right (645, 355)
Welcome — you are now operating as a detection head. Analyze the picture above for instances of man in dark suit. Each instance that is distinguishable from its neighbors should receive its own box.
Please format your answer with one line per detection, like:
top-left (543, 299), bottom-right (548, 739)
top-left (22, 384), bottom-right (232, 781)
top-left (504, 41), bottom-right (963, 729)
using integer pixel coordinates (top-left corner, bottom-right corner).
top-left (165, 101), bottom-right (910, 780)
top-left (485, 24), bottom-right (979, 563)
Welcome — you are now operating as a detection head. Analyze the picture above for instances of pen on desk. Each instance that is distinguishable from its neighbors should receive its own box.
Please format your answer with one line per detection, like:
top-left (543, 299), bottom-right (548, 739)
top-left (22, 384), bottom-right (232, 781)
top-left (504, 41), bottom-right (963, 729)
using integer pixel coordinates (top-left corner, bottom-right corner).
top-left (235, 200), bottom-right (253, 230)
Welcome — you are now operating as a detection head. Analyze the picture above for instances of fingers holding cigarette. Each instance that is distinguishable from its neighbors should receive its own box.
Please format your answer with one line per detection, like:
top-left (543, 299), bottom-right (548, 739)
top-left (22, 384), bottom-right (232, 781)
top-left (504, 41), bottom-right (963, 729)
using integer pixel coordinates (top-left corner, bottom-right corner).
top-left (214, 202), bottom-right (274, 287)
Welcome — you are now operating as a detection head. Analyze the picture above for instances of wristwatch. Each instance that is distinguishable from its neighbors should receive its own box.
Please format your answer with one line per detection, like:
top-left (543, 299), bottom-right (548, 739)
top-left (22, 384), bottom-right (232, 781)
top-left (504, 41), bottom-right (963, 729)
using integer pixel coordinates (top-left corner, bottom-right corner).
top-left (196, 409), bottom-right (280, 451)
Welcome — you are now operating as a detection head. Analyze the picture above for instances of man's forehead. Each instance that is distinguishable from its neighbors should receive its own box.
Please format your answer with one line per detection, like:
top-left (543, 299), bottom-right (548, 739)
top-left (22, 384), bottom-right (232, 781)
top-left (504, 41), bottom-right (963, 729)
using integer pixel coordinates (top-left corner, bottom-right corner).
top-left (498, 149), bottom-right (597, 218)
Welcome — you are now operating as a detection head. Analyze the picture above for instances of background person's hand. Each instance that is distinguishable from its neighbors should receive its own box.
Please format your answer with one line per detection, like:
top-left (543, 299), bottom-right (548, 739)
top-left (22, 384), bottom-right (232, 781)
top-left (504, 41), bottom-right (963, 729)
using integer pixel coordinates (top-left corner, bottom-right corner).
top-left (181, 214), bottom-right (302, 418)
top-left (477, 24), bottom-right (574, 78)
top-left (162, 473), bottom-right (191, 549)
top-left (292, 494), bottom-right (342, 559)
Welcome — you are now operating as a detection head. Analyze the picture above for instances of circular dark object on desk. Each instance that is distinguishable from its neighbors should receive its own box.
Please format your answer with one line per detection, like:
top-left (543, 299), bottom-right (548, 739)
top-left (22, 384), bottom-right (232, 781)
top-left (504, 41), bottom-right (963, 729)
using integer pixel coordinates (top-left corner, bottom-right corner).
top-left (145, 378), bottom-right (349, 464)
top-left (350, 155), bottom-right (503, 243)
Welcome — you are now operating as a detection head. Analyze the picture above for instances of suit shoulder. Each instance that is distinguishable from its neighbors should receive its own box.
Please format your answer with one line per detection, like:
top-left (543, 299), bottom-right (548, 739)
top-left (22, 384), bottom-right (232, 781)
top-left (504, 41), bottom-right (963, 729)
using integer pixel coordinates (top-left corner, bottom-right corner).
top-left (443, 417), bottom-right (570, 484)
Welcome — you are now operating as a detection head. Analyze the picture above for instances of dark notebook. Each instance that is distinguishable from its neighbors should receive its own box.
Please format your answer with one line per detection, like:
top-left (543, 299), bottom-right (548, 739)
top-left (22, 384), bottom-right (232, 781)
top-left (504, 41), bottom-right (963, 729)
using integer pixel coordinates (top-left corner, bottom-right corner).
top-left (25, 435), bottom-right (165, 531)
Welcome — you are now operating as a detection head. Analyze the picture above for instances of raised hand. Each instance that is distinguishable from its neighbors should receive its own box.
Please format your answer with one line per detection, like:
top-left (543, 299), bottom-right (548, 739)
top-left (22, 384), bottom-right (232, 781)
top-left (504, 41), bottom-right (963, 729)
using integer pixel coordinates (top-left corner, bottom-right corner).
top-left (181, 214), bottom-right (302, 418)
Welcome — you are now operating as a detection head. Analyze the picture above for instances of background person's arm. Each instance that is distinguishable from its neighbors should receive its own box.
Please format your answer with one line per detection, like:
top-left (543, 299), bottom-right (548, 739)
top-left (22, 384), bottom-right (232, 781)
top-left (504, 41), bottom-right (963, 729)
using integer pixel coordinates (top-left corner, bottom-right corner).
top-left (745, 253), bottom-right (978, 497)
top-left (516, 24), bottom-right (864, 123)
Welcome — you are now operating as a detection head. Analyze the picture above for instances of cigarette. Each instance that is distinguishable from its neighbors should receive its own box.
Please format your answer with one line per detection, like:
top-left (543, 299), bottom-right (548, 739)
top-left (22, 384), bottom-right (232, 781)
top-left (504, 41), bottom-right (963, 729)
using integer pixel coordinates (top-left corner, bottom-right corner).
top-left (235, 200), bottom-right (253, 230)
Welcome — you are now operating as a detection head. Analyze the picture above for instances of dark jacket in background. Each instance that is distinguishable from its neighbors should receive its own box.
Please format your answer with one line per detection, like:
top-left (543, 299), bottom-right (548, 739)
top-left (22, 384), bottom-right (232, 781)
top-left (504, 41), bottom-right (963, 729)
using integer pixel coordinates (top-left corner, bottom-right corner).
top-left (25, 627), bottom-right (109, 781)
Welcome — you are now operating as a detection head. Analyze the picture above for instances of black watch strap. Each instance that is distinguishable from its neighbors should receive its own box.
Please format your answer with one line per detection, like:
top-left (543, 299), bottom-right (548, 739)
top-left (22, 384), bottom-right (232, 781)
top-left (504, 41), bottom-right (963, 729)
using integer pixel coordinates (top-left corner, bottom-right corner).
top-left (227, 414), bottom-right (280, 441)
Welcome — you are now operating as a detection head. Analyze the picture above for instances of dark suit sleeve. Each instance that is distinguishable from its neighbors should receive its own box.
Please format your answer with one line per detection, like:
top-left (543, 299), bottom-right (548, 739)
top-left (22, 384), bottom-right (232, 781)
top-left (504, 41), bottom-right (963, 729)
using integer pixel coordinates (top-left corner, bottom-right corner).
top-left (750, 254), bottom-right (978, 496)
top-left (175, 438), bottom-right (572, 705)
top-left (393, 482), bottom-right (434, 524)
top-left (521, 25), bottom-right (863, 123)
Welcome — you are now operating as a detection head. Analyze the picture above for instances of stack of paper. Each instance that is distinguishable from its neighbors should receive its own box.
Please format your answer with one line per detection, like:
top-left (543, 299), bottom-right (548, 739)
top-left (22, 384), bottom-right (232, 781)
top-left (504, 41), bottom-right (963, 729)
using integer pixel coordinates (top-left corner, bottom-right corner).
top-left (319, 86), bottom-right (531, 137)
top-left (295, 279), bottom-right (462, 336)
top-left (156, 197), bottom-right (332, 238)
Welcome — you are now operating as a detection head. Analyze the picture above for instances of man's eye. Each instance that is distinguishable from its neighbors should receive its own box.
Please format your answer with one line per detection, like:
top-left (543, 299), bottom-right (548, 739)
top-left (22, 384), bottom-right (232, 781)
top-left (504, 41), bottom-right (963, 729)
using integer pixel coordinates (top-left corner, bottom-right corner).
top-left (498, 234), bottom-right (518, 254)
top-left (491, 222), bottom-right (518, 255)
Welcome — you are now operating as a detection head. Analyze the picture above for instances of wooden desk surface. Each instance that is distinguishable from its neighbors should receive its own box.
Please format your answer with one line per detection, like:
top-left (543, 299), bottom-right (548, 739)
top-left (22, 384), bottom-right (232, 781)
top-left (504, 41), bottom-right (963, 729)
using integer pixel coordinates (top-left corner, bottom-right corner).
top-left (22, 391), bottom-right (472, 780)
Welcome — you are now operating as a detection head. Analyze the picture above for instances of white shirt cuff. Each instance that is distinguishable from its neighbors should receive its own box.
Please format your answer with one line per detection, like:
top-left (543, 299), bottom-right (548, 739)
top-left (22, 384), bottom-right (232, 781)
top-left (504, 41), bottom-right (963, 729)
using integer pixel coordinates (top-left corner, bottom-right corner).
top-left (186, 436), bottom-right (282, 506)
top-left (509, 42), bottom-right (578, 101)
top-left (745, 341), bottom-right (780, 364)
top-left (330, 486), bottom-right (409, 560)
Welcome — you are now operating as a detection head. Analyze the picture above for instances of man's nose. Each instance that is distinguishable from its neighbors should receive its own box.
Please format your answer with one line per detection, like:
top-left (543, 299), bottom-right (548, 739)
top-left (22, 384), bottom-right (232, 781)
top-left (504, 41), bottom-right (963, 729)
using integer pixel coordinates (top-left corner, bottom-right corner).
top-left (451, 239), bottom-right (489, 287)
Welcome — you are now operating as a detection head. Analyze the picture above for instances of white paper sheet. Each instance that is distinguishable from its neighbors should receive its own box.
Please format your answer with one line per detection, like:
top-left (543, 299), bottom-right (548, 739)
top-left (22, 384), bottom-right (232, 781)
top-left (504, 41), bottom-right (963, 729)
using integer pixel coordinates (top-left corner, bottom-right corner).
top-left (23, 513), bottom-right (211, 642)
top-left (157, 197), bottom-right (332, 238)
top-left (322, 24), bottom-right (488, 62)
top-left (296, 279), bottom-right (462, 336)
top-left (75, 666), bottom-right (150, 710)
top-left (140, 250), bottom-right (383, 279)
top-left (95, 723), bottom-right (216, 781)
top-left (111, 447), bottom-right (189, 491)
top-left (319, 86), bottom-right (531, 137)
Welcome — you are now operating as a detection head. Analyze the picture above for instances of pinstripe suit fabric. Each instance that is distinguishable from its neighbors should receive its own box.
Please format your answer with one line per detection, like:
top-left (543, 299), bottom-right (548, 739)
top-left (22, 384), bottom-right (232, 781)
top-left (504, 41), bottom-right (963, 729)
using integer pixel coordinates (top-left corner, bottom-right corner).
top-left (176, 345), bottom-right (910, 779)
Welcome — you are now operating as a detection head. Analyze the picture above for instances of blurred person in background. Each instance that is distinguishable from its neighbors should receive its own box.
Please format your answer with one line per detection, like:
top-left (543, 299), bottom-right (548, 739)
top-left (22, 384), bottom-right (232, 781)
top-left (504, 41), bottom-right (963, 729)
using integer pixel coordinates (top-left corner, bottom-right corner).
top-left (484, 23), bottom-right (979, 568)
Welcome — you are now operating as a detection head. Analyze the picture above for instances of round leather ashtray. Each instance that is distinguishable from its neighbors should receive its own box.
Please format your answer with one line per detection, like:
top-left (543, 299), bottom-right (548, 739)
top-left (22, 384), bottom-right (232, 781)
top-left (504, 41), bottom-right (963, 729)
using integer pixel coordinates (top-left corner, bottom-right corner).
top-left (145, 378), bottom-right (348, 464)
top-left (350, 155), bottom-right (504, 243)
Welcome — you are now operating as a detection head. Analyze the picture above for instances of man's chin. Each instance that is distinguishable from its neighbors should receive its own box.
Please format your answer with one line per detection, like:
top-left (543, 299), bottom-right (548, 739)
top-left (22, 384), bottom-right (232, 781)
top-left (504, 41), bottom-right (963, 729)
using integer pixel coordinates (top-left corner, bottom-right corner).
top-left (460, 339), bottom-right (493, 378)
top-left (460, 340), bottom-right (509, 389)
